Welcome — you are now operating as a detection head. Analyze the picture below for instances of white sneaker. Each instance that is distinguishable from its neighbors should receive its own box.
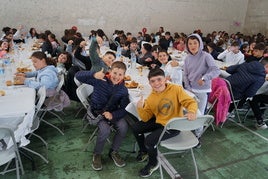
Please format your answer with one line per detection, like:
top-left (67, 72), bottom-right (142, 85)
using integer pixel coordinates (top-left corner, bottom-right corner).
top-left (227, 112), bottom-right (235, 119)
top-left (256, 122), bottom-right (268, 130)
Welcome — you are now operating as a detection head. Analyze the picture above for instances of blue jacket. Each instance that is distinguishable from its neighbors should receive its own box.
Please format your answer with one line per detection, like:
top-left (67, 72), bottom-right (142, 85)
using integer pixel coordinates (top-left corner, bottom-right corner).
top-left (75, 70), bottom-right (129, 121)
top-left (25, 65), bottom-right (59, 90)
top-left (226, 61), bottom-right (266, 99)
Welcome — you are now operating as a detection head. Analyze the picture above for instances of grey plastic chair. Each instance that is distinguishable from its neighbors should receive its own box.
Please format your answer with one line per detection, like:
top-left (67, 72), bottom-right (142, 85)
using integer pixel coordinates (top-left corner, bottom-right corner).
top-left (0, 125), bottom-right (24, 179)
top-left (156, 115), bottom-right (214, 179)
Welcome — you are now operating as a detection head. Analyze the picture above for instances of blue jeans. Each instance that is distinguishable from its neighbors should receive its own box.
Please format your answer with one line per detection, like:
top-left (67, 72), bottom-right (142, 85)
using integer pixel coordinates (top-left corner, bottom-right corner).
top-left (94, 118), bottom-right (128, 154)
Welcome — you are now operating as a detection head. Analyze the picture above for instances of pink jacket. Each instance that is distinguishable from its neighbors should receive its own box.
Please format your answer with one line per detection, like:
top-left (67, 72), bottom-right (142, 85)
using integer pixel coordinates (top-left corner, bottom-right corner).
top-left (208, 78), bottom-right (231, 125)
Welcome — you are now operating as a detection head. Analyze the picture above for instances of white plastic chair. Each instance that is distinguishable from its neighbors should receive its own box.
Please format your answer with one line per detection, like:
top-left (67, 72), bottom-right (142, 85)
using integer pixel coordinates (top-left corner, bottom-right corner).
top-left (76, 83), bottom-right (94, 132)
top-left (156, 115), bottom-right (214, 179)
top-left (21, 86), bottom-right (49, 164)
top-left (0, 125), bottom-right (24, 179)
top-left (40, 74), bottom-right (66, 135)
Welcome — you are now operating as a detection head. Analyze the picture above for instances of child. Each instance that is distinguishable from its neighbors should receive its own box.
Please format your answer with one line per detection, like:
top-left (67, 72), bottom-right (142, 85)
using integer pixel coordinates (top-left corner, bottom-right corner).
top-left (158, 49), bottom-right (183, 85)
top-left (132, 68), bottom-right (198, 177)
top-left (184, 33), bottom-right (220, 138)
top-left (15, 51), bottom-right (59, 90)
top-left (56, 52), bottom-right (72, 75)
top-left (90, 35), bottom-right (116, 73)
top-left (75, 61), bottom-right (129, 171)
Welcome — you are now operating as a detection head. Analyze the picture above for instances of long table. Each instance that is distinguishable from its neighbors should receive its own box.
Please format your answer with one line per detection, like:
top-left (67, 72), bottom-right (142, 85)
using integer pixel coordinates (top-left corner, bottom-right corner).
top-left (0, 87), bottom-right (36, 149)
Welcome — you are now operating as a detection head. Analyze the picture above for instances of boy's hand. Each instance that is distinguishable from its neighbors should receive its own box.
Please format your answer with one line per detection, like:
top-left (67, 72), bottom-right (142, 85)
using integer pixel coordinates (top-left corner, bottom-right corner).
top-left (102, 111), bottom-right (112, 120)
top-left (137, 95), bottom-right (144, 108)
top-left (198, 78), bottom-right (205, 86)
top-left (185, 112), bottom-right (196, 121)
top-left (94, 68), bottom-right (106, 81)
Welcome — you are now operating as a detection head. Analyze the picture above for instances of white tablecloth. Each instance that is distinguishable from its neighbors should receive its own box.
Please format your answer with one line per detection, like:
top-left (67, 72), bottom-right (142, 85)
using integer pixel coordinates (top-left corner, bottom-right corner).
top-left (0, 87), bottom-right (35, 149)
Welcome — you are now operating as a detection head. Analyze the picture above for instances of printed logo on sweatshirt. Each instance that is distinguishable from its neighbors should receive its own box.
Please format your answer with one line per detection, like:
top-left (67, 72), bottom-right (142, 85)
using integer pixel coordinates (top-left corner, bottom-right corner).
top-left (158, 98), bottom-right (174, 116)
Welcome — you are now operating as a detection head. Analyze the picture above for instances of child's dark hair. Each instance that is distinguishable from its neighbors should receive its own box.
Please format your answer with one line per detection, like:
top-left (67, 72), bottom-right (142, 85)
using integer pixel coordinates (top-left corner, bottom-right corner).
top-left (158, 49), bottom-right (168, 55)
top-left (105, 51), bottom-right (116, 59)
top-left (31, 51), bottom-right (56, 66)
top-left (57, 52), bottom-right (73, 70)
top-left (111, 61), bottom-right (126, 72)
top-left (148, 68), bottom-right (165, 80)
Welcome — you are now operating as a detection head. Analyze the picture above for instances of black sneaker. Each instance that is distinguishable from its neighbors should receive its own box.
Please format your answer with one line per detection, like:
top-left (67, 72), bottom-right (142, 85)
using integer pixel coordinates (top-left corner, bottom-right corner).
top-left (109, 150), bottom-right (126, 167)
top-left (136, 151), bottom-right (148, 162)
top-left (139, 162), bottom-right (159, 177)
top-left (92, 154), bottom-right (102, 171)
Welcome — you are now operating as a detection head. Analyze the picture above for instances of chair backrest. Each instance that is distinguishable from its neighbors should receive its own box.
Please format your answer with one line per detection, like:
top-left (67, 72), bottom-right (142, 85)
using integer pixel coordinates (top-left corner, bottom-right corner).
top-left (36, 86), bottom-right (46, 111)
top-left (76, 84), bottom-right (94, 109)
top-left (222, 78), bottom-right (237, 102)
top-left (165, 115), bottom-right (214, 132)
top-left (56, 74), bottom-right (65, 92)
top-left (74, 77), bottom-right (82, 87)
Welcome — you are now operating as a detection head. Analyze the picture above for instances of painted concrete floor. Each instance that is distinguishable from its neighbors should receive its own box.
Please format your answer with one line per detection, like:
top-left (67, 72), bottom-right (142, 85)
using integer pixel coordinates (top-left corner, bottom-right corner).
top-left (1, 102), bottom-right (268, 179)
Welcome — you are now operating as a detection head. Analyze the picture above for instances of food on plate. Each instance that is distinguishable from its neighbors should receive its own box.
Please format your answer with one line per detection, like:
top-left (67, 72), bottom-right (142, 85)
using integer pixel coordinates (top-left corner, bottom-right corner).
top-left (124, 75), bottom-right (131, 81)
top-left (16, 67), bottom-right (32, 73)
top-left (5, 80), bottom-right (12, 86)
top-left (125, 80), bottom-right (139, 88)
top-left (13, 79), bottom-right (24, 85)
top-left (0, 90), bottom-right (5, 96)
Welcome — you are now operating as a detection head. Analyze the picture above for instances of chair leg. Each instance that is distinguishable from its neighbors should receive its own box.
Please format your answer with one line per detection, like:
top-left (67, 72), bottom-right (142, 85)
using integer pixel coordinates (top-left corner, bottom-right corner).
top-left (21, 146), bottom-right (49, 164)
top-left (75, 107), bottom-right (84, 118)
top-left (31, 133), bottom-right (48, 149)
top-left (190, 148), bottom-right (199, 179)
top-left (83, 128), bottom-right (98, 151)
top-left (41, 119), bottom-right (64, 135)
top-left (48, 111), bottom-right (64, 123)
top-left (15, 157), bottom-right (20, 179)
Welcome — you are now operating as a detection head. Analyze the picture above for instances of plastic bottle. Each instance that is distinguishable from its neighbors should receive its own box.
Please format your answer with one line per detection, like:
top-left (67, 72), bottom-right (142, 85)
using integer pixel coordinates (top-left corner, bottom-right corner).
top-left (130, 52), bottom-right (136, 69)
top-left (0, 60), bottom-right (5, 88)
top-left (116, 46), bottom-right (122, 60)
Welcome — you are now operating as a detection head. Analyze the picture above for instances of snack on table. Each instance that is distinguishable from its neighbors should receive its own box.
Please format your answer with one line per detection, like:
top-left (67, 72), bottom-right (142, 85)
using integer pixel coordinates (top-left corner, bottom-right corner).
top-left (13, 79), bottom-right (24, 85)
top-left (5, 80), bottom-right (12, 86)
top-left (124, 75), bottom-right (131, 81)
top-left (125, 80), bottom-right (139, 88)
top-left (16, 67), bottom-right (32, 73)
top-left (0, 90), bottom-right (5, 96)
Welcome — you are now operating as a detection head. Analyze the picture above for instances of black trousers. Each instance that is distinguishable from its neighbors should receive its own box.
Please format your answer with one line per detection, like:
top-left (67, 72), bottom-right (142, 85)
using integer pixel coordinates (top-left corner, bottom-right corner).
top-left (249, 94), bottom-right (268, 124)
top-left (131, 117), bottom-right (179, 166)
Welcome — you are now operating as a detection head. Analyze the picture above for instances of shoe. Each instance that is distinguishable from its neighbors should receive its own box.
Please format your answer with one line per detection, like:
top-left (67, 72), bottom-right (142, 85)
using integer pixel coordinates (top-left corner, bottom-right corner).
top-left (92, 154), bottom-right (102, 171)
top-left (109, 150), bottom-right (126, 167)
top-left (136, 151), bottom-right (148, 162)
top-left (139, 162), bottom-right (159, 177)
top-left (256, 122), bottom-right (268, 130)
top-left (227, 112), bottom-right (235, 119)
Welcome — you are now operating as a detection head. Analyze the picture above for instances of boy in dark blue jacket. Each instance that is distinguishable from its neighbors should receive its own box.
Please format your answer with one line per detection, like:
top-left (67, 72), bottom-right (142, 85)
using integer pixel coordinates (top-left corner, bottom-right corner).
top-left (75, 61), bottom-right (129, 171)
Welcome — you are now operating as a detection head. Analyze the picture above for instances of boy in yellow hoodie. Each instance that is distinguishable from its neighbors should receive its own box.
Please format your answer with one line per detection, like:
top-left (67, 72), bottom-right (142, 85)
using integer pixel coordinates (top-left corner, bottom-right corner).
top-left (132, 68), bottom-right (198, 177)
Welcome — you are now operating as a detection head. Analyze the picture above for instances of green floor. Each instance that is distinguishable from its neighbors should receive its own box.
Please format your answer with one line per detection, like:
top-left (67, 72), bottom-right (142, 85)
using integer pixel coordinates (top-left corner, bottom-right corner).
top-left (1, 101), bottom-right (268, 179)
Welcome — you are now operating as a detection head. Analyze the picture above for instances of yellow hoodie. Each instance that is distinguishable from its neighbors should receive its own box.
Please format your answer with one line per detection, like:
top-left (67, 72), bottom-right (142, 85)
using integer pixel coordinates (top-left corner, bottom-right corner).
top-left (137, 83), bottom-right (198, 126)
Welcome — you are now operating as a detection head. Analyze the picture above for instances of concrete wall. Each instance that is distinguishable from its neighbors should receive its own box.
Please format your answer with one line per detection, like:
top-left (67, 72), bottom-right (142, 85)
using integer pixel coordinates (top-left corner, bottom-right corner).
top-left (0, 0), bottom-right (267, 39)
top-left (244, 0), bottom-right (268, 36)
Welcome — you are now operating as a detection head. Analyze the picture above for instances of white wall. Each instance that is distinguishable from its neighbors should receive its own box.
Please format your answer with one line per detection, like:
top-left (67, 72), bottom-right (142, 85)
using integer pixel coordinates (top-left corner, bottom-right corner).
top-left (0, 0), bottom-right (267, 39)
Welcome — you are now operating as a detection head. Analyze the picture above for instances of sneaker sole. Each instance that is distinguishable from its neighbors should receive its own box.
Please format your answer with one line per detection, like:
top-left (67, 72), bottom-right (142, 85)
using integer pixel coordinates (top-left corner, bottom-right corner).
top-left (140, 163), bottom-right (159, 178)
top-left (137, 155), bottom-right (149, 163)
top-left (91, 163), bottom-right (102, 171)
top-left (110, 155), bottom-right (126, 167)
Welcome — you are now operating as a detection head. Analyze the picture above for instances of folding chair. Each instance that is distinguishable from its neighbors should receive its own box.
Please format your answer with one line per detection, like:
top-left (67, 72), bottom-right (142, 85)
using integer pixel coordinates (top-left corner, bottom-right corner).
top-left (76, 83), bottom-right (94, 132)
top-left (76, 84), bottom-right (98, 151)
top-left (0, 125), bottom-right (24, 179)
top-left (21, 86), bottom-right (49, 164)
top-left (222, 78), bottom-right (241, 125)
top-left (157, 115), bottom-right (214, 179)
top-left (74, 77), bottom-right (85, 118)
top-left (40, 74), bottom-right (67, 135)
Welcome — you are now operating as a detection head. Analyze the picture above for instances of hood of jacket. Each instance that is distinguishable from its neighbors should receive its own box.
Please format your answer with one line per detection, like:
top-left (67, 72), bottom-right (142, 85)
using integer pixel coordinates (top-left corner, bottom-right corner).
top-left (185, 33), bottom-right (204, 56)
